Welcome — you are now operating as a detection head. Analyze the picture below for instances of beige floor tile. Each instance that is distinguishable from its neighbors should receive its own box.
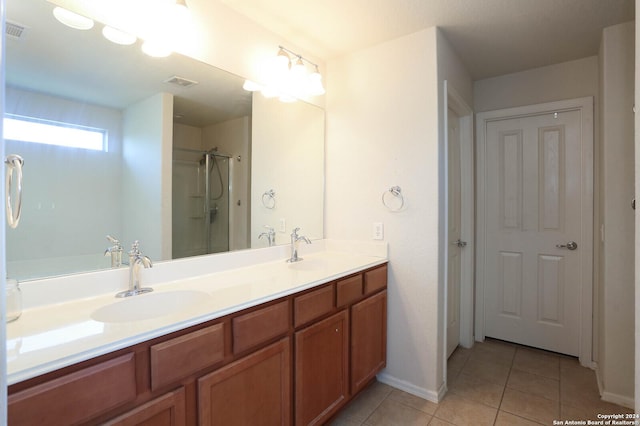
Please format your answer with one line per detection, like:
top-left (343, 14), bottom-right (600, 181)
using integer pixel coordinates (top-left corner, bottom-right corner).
top-left (470, 340), bottom-right (516, 366)
top-left (364, 399), bottom-right (431, 426)
top-left (428, 418), bottom-right (455, 426)
top-left (387, 389), bottom-right (438, 414)
top-left (447, 348), bottom-right (471, 380)
top-left (433, 393), bottom-right (497, 426)
top-left (512, 347), bottom-right (560, 380)
top-left (501, 387), bottom-right (559, 424)
top-left (507, 368), bottom-right (559, 401)
top-left (328, 416), bottom-right (363, 426)
top-left (494, 411), bottom-right (545, 425)
top-left (560, 365), bottom-right (602, 409)
top-left (448, 373), bottom-right (505, 408)
top-left (338, 381), bottom-right (393, 422)
top-left (561, 399), bottom-right (634, 420)
top-left (460, 357), bottom-right (511, 386)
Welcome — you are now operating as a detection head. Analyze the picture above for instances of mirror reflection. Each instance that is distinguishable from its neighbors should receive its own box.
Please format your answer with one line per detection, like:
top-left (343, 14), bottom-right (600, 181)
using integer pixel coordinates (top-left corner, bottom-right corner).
top-left (4, 0), bottom-right (324, 281)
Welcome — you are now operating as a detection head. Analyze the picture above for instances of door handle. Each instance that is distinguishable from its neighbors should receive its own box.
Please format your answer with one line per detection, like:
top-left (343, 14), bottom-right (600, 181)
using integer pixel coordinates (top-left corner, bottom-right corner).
top-left (556, 241), bottom-right (578, 250)
top-left (452, 239), bottom-right (467, 248)
top-left (5, 154), bottom-right (24, 229)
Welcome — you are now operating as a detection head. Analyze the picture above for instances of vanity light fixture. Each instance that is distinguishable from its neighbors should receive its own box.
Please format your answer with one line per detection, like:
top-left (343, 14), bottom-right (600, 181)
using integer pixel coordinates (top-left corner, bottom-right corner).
top-left (243, 45), bottom-right (326, 101)
top-left (102, 26), bottom-right (136, 46)
top-left (52, 7), bottom-right (94, 30)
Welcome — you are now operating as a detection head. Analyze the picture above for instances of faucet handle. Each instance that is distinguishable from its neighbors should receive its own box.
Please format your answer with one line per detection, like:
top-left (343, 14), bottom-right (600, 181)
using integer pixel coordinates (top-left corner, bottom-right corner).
top-left (291, 227), bottom-right (300, 237)
top-left (129, 240), bottom-right (141, 256)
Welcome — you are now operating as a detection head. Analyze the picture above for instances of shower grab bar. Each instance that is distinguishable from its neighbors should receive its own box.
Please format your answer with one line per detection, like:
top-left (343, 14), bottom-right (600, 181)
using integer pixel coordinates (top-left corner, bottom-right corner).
top-left (5, 154), bottom-right (24, 229)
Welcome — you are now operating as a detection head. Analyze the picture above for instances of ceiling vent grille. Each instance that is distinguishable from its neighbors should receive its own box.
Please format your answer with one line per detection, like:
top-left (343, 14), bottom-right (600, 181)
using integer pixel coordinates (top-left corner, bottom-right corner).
top-left (163, 76), bottom-right (198, 88)
top-left (6, 21), bottom-right (28, 41)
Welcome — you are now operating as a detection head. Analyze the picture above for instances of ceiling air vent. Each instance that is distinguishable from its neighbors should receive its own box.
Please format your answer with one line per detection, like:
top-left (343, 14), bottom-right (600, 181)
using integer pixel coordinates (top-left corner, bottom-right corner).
top-left (6, 20), bottom-right (28, 41)
top-left (163, 76), bottom-right (198, 88)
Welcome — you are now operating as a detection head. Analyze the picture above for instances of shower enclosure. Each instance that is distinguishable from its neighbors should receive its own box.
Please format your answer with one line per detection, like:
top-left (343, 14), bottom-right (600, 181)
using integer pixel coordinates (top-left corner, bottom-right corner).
top-left (172, 147), bottom-right (232, 259)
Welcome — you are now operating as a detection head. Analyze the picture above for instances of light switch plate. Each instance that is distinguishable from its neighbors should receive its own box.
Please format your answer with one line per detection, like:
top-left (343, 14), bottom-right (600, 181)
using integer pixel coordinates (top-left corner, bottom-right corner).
top-left (279, 218), bottom-right (286, 233)
top-left (373, 222), bottom-right (384, 240)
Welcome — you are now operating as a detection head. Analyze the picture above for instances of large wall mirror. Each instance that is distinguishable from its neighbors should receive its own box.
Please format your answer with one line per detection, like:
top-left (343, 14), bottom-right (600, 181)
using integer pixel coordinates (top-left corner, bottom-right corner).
top-left (5, 0), bottom-right (325, 281)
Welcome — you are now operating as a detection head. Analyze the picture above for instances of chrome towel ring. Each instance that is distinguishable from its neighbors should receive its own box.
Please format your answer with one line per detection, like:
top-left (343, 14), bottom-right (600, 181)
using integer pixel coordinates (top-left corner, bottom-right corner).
top-left (382, 186), bottom-right (404, 212)
top-left (262, 189), bottom-right (276, 209)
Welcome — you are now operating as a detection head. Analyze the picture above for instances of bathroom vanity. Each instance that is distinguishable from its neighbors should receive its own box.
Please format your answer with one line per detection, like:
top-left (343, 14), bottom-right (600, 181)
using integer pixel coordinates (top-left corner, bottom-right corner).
top-left (6, 246), bottom-right (387, 425)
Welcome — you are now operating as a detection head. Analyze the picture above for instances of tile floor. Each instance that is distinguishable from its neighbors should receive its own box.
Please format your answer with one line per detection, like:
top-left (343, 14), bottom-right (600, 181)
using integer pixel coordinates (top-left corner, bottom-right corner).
top-left (330, 338), bottom-right (634, 425)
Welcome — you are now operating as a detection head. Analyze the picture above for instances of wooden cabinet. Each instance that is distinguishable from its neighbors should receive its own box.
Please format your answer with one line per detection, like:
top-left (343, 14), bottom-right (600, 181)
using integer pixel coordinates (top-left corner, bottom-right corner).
top-left (198, 338), bottom-right (291, 426)
top-left (351, 290), bottom-right (387, 394)
top-left (295, 311), bottom-right (349, 426)
top-left (104, 387), bottom-right (186, 426)
top-left (8, 353), bottom-right (137, 426)
top-left (8, 263), bottom-right (387, 426)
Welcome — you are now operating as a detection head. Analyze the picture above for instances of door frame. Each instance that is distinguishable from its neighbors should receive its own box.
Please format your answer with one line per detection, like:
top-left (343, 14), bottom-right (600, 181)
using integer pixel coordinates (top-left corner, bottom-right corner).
top-left (443, 81), bottom-right (475, 363)
top-left (475, 97), bottom-right (594, 366)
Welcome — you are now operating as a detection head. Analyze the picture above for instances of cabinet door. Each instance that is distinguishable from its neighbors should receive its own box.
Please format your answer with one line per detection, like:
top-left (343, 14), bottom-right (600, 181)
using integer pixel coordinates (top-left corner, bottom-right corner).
top-left (351, 290), bottom-right (387, 394)
top-left (295, 310), bottom-right (349, 426)
top-left (104, 388), bottom-right (186, 426)
top-left (198, 338), bottom-right (291, 426)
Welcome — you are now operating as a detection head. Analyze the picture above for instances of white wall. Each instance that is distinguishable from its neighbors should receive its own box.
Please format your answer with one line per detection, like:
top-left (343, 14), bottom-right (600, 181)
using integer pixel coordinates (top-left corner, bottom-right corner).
top-left (599, 21), bottom-right (635, 407)
top-left (474, 56), bottom-right (599, 112)
top-left (1, 0), bottom-right (8, 420)
top-left (326, 27), bottom-right (445, 400)
top-left (251, 95), bottom-right (324, 248)
top-left (122, 93), bottom-right (173, 261)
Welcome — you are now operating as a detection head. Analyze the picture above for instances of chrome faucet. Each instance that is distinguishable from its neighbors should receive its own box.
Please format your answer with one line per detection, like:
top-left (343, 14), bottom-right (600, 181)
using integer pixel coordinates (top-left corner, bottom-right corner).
top-left (116, 241), bottom-right (153, 298)
top-left (104, 235), bottom-right (124, 268)
top-left (287, 227), bottom-right (311, 263)
top-left (258, 225), bottom-right (276, 247)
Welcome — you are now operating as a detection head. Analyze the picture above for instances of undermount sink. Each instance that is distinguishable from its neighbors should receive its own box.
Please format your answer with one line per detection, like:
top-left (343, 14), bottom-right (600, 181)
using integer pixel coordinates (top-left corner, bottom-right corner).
top-left (91, 290), bottom-right (211, 323)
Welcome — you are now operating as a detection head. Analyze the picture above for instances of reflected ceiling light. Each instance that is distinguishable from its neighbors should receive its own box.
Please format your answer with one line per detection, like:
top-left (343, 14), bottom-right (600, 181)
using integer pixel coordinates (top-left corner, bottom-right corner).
top-left (243, 80), bottom-right (263, 92)
top-left (52, 7), bottom-right (94, 30)
top-left (141, 40), bottom-right (172, 58)
top-left (102, 26), bottom-right (137, 46)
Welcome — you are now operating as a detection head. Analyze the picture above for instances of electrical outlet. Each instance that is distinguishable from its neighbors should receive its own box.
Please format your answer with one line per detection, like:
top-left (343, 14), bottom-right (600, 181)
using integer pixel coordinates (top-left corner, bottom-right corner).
top-left (279, 218), bottom-right (286, 233)
top-left (373, 222), bottom-right (384, 240)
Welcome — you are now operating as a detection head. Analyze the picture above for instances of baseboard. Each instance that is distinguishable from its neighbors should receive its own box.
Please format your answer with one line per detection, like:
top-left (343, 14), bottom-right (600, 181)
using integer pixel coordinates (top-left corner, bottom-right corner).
top-left (376, 372), bottom-right (445, 403)
top-left (601, 391), bottom-right (635, 409)
top-left (594, 363), bottom-right (634, 409)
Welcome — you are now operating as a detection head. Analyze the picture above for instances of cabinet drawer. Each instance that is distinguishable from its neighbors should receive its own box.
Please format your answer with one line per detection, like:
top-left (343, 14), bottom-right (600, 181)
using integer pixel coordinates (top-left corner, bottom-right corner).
top-left (151, 323), bottom-right (225, 391)
top-left (104, 387), bottom-right (186, 426)
top-left (233, 300), bottom-right (290, 354)
top-left (336, 275), bottom-right (363, 307)
top-left (8, 353), bottom-right (137, 426)
top-left (364, 264), bottom-right (387, 294)
top-left (294, 284), bottom-right (335, 327)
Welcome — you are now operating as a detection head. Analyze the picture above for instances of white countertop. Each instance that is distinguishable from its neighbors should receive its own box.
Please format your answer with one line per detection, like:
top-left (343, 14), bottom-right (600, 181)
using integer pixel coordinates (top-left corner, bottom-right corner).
top-left (7, 241), bottom-right (387, 385)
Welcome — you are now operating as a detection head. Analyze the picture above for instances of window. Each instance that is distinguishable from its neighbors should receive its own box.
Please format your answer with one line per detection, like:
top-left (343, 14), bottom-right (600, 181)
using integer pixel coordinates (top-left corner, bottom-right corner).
top-left (3, 114), bottom-right (108, 151)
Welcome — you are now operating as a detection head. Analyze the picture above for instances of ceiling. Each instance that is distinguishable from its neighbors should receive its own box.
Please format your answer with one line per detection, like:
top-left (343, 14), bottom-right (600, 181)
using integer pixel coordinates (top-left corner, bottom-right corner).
top-left (219, 0), bottom-right (635, 80)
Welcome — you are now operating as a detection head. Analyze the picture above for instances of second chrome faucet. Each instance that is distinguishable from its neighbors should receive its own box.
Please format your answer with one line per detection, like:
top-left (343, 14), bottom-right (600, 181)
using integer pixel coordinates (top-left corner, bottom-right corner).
top-left (116, 241), bottom-right (153, 298)
top-left (287, 227), bottom-right (311, 263)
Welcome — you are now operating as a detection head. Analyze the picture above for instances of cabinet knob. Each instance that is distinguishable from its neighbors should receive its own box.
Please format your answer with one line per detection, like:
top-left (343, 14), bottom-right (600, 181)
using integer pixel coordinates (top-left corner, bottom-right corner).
top-left (335, 328), bottom-right (339, 332)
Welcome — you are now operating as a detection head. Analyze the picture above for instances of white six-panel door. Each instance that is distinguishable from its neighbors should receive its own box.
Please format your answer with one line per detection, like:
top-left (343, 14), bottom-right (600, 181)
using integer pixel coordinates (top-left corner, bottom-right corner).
top-left (447, 107), bottom-right (462, 358)
top-left (477, 98), bottom-right (593, 360)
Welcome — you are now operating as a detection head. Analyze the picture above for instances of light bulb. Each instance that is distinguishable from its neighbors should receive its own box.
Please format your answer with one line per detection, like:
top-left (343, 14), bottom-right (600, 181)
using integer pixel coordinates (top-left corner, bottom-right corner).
top-left (289, 57), bottom-right (308, 96)
top-left (243, 80), bottom-right (262, 92)
top-left (53, 7), bottom-right (94, 30)
top-left (261, 87), bottom-right (280, 98)
top-left (308, 67), bottom-right (326, 96)
top-left (102, 26), bottom-right (137, 45)
top-left (142, 40), bottom-right (172, 58)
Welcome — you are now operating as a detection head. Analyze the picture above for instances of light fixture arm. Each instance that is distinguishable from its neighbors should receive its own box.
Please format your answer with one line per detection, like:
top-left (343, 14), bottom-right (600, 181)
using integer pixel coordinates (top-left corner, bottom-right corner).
top-left (278, 45), bottom-right (320, 71)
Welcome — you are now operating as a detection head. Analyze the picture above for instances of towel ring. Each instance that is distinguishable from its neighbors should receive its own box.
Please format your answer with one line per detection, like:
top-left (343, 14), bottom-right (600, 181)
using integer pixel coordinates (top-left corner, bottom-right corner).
top-left (262, 189), bottom-right (276, 209)
top-left (382, 186), bottom-right (404, 212)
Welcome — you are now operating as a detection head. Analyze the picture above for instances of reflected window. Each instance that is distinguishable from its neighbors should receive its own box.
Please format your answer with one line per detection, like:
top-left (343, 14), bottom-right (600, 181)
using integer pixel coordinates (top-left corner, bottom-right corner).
top-left (4, 114), bottom-right (108, 151)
